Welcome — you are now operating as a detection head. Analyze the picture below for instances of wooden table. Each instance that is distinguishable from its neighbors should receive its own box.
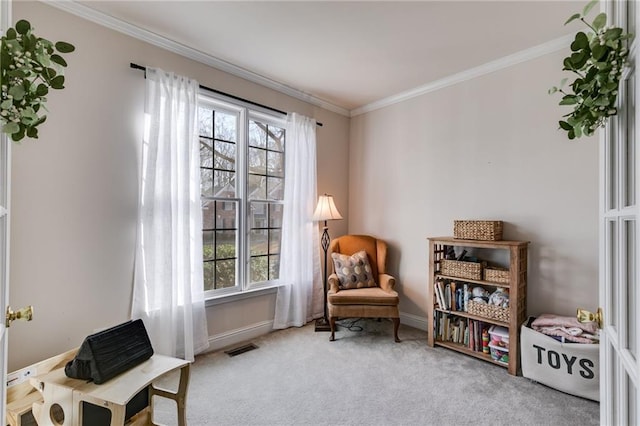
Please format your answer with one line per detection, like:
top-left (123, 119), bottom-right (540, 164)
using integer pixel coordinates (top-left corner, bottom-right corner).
top-left (29, 354), bottom-right (190, 426)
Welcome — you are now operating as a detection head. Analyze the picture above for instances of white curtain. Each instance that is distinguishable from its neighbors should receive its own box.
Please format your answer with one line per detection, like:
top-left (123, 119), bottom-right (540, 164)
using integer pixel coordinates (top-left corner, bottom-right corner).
top-left (273, 113), bottom-right (323, 329)
top-left (132, 67), bottom-right (209, 361)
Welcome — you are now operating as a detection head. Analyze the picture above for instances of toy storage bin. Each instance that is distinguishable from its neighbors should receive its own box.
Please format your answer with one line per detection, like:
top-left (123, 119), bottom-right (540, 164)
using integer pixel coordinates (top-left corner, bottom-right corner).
top-left (521, 317), bottom-right (599, 401)
top-left (488, 325), bottom-right (509, 347)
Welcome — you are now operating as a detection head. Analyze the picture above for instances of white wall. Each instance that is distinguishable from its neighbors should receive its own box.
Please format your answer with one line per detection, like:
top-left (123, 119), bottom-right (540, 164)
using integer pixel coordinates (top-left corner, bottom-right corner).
top-left (349, 50), bottom-right (599, 324)
top-left (7, 2), bottom-right (349, 371)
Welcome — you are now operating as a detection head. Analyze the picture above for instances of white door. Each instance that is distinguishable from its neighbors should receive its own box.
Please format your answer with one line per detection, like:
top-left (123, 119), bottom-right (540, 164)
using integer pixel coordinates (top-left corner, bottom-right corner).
top-left (0, 2), bottom-right (11, 423)
top-left (601, 1), bottom-right (639, 423)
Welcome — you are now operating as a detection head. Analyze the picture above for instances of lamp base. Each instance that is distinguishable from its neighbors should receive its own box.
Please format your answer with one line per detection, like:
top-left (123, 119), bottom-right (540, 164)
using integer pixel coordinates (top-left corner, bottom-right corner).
top-left (314, 317), bottom-right (331, 332)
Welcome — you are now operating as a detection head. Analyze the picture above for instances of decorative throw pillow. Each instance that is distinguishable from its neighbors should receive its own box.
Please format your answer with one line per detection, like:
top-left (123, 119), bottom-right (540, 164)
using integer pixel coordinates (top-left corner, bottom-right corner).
top-left (331, 250), bottom-right (376, 290)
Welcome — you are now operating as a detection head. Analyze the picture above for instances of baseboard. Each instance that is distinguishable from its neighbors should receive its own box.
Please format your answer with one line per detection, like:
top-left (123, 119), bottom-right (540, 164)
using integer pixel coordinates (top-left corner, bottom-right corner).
top-left (206, 320), bottom-right (274, 353)
top-left (399, 312), bottom-right (428, 331)
top-left (205, 314), bottom-right (426, 353)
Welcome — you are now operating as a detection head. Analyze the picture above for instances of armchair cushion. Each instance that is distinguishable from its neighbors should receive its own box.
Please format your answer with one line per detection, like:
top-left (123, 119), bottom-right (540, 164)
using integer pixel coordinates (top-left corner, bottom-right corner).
top-left (328, 287), bottom-right (399, 306)
top-left (331, 250), bottom-right (376, 289)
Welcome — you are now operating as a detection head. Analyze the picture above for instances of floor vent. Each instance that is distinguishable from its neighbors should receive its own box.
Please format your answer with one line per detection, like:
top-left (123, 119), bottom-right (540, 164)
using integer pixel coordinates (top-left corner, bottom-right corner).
top-left (225, 343), bottom-right (259, 357)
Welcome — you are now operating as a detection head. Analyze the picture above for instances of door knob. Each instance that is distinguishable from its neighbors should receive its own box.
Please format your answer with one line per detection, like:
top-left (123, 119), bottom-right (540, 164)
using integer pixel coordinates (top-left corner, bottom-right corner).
top-left (6, 305), bottom-right (34, 327)
top-left (577, 307), bottom-right (603, 329)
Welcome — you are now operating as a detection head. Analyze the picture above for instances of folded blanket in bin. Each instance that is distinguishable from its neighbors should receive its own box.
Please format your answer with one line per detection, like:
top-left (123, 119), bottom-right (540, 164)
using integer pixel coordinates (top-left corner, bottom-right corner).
top-left (531, 314), bottom-right (598, 344)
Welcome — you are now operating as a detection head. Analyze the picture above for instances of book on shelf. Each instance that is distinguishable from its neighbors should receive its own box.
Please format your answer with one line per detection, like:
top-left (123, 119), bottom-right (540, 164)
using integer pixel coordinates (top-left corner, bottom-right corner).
top-left (450, 282), bottom-right (457, 311)
top-left (434, 311), bottom-right (492, 353)
top-left (435, 280), bottom-right (446, 309)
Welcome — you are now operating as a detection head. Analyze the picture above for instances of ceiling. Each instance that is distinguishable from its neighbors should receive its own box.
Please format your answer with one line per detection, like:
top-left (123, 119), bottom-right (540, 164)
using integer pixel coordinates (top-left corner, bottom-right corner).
top-left (75, 1), bottom-right (580, 113)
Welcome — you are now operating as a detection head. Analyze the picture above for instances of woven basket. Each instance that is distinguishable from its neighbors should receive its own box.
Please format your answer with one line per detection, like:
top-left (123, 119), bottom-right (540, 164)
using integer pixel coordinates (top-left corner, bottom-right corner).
top-left (454, 220), bottom-right (503, 241)
top-left (440, 259), bottom-right (482, 280)
top-left (467, 300), bottom-right (510, 322)
top-left (484, 267), bottom-right (510, 284)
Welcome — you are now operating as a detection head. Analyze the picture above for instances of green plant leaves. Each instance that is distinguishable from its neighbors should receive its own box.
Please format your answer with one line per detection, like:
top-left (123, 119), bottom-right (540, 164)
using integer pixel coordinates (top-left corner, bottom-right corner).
top-left (2, 122), bottom-right (19, 135)
top-left (50, 54), bottom-right (67, 67)
top-left (565, 13), bottom-right (582, 25)
top-left (36, 84), bottom-right (48, 96)
top-left (571, 32), bottom-right (589, 51)
top-left (593, 13), bottom-right (607, 30)
top-left (8, 85), bottom-right (25, 101)
top-left (50, 75), bottom-right (65, 89)
top-left (14, 20), bottom-right (30, 35)
top-left (583, 0), bottom-right (598, 16)
top-left (560, 95), bottom-right (578, 105)
top-left (551, 2), bottom-right (631, 140)
top-left (54, 41), bottom-right (75, 53)
top-left (0, 19), bottom-right (75, 141)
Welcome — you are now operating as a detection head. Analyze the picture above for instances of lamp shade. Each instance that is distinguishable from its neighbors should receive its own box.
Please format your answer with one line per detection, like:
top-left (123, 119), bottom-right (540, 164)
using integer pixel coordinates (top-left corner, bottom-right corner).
top-left (312, 194), bottom-right (343, 222)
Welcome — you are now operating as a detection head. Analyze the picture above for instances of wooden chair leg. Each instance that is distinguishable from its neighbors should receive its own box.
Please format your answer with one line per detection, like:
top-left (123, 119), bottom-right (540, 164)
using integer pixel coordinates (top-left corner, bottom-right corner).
top-left (329, 317), bottom-right (336, 341)
top-left (393, 318), bottom-right (400, 342)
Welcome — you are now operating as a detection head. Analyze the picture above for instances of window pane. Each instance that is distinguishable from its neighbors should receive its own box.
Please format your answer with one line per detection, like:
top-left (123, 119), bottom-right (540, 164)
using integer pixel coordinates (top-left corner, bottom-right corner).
top-left (214, 140), bottom-right (236, 171)
top-left (267, 126), bottom-right (285, 151)
top-left (629, 375), bottom-right (638, 426)
top-left (269, 204), bottom-right (283, 228)
top-left (627, 0), bottom-right (635, 34)
top-left (214, 171), bottom-right (235, 197)
top-left (267, 151), bottom-right (284, 177)
top-left (203, 231), bottom-right (214, 261)
top-left (624, 72), bottom-right (635, 207)
top-left (250, 202), bottom-right (268, 228)
top-left (200, 138), bottom-right (213, 167)
top-left (215, 259), bottom-right (236, 289)
top-left (249, 120), bottom-right (267, 147)
top-left (201, 169), bottom-right (213, 197)
top-left (625, 219), bottom-right (637, 359)
top-left (269, 229), bottom-right (281, 255)
top-left (250, 229), bottom-right (268, 256)
top-left (610, 219), bottom-right (618, 329)
top-left (204, 260), bottom-right (215, 291)
top-left (198, 107), bottom-right (212, 138)
top-left (249, 174), bottom-right (266, 200)
top-left (268, 177), bottom-right (284, 200)
top-left (269, 254), bottom-right (280, 280)
top-left (216, 201), bottom-right (237, 229)
top-left (608, 119), bottom-right (618, 210)
top-left (202, 200), bottom-right (215, 230)
top-left (612, 348), bottom-right (619, 426)
top-left (216, 231), bottom-right (236, 259)
top-left (214, 111), bottom-right (237, 142)
top-left (249, 147), bottom-right (267, 175)
top-left (250, 256), bottom-right (268, 283)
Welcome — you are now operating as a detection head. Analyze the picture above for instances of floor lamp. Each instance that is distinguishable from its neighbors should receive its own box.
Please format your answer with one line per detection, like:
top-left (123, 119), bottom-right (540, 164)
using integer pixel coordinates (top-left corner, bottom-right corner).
top-left (312, 194), bottom-right (343, 332)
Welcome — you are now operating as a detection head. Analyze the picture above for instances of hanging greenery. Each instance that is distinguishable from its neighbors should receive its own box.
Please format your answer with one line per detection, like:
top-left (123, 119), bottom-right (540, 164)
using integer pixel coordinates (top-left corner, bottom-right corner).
top-left (0, 19), bottom-right (74, 142)
top-left (549, 0), bottom-right (632, 140)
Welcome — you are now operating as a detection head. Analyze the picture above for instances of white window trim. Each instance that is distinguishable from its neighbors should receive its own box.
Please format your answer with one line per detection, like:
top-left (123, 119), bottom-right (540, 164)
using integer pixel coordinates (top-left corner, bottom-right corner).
top-left (199, 91), bottom-right (286, 301)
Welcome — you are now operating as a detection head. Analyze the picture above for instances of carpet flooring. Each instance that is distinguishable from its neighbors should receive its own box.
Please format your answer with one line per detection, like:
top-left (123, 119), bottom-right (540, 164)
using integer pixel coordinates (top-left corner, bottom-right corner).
top-left (154, 319), bottom-right (599, 425)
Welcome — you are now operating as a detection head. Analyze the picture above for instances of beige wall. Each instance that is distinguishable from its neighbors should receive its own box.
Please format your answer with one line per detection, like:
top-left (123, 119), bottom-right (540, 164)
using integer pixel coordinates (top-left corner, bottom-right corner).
top-left (7, 2), bottom-right (349, 371)
top-left (349, 50), bottom-right (599, 322)
top-left (7, 2), bottom-right (597, 372)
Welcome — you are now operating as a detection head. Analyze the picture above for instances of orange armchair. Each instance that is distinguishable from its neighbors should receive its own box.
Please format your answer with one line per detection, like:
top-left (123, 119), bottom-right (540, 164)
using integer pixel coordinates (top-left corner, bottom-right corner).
top-left (327, 235), bottom-right (400, 342)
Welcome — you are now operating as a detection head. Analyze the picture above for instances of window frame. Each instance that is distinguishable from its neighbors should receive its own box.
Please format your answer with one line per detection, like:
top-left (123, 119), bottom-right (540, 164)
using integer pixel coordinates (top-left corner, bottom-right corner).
top-left (198, 92), bottom-right (286, 300)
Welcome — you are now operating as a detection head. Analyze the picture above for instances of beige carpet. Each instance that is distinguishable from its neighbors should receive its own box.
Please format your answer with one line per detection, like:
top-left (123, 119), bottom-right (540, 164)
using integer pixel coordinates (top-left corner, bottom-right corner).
top-left (154, 319), bottom-right (599, 425)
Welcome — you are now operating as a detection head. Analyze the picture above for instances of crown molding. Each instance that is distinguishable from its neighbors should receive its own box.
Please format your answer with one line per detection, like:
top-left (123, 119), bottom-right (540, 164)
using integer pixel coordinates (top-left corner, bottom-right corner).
top-left (43, 0), bottom-right (351, 117)
top-left (350, 33), bottom-right (574, 117)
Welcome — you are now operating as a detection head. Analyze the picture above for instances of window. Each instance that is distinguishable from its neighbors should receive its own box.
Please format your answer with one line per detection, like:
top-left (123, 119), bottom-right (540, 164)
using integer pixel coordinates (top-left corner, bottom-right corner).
top-left (198, 95), bottom-right (285, 297)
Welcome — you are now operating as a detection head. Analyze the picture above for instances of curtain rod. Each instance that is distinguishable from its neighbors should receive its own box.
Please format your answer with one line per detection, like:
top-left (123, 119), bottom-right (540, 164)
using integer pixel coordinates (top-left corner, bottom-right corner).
top-left (130, 63), bottom-right (323, 127)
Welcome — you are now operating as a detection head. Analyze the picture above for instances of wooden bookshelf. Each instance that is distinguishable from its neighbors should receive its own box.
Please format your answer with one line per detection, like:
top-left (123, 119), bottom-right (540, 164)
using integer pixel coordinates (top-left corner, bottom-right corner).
top-left (427, 237), bottom-right (529, 375)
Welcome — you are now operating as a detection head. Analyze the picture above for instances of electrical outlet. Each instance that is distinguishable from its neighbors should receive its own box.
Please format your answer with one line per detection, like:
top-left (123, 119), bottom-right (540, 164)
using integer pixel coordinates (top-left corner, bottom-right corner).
top-left (6, 367), bottom-right (35, 388)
